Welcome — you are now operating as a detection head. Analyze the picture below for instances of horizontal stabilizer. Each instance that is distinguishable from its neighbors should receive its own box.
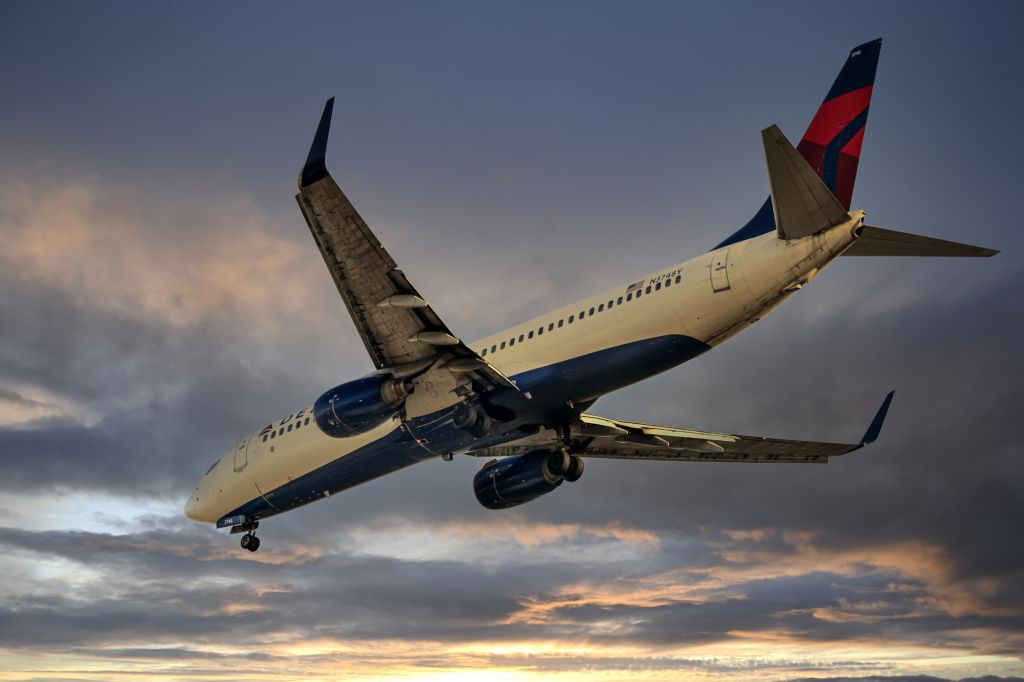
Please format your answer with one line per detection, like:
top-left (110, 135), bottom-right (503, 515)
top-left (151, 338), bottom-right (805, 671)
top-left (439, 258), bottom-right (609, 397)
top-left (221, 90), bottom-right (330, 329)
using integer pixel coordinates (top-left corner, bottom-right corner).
top-left (763, 124), bottom-right (851, 240)
top-left (843, 226), bottom-right (999, 257)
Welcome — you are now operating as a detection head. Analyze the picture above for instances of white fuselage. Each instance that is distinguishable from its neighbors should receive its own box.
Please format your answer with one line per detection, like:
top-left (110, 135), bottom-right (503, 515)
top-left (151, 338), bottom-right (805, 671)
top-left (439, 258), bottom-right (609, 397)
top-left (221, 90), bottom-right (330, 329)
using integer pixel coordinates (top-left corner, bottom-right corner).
top-left (184, 214), bottom-right (863, 524)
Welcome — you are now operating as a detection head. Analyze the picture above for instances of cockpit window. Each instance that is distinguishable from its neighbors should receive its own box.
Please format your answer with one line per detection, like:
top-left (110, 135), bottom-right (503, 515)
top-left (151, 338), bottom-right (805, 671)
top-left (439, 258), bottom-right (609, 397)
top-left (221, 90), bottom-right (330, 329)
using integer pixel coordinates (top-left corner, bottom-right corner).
top-left (204, 460), bottom-right (219, 476)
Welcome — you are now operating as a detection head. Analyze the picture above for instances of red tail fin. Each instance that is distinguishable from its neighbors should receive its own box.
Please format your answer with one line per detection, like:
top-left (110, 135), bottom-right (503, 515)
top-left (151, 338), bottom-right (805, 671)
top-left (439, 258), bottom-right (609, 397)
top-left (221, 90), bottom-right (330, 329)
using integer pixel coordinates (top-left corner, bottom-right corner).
top-left (712, 39), bottom-right (882, 250)
top-left (797, 38), bottom-right (882, 210)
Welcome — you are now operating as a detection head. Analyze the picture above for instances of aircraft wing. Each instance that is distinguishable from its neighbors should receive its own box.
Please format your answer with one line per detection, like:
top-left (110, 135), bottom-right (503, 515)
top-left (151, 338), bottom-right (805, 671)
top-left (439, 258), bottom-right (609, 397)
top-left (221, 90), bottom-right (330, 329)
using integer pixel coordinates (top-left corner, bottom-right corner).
top-left (295, 99), bottom-right (517, 391)
top-left (473, 392), bottom-right (894, 463)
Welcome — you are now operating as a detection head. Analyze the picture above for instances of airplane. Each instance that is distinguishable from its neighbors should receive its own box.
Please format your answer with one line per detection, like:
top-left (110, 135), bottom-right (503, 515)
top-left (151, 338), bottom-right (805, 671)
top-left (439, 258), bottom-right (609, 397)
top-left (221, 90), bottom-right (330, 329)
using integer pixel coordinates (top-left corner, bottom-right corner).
top-left (184, 39), bottom-right (998, 552)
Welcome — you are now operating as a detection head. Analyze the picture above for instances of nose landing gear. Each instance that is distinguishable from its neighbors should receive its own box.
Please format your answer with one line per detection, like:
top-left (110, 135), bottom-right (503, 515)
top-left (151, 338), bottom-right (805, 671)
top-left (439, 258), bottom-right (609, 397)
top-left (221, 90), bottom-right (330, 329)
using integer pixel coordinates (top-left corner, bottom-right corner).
top-left (233, 522), bottom-right (261, 552)
top-left (240, 531), bottom-right (260, 552)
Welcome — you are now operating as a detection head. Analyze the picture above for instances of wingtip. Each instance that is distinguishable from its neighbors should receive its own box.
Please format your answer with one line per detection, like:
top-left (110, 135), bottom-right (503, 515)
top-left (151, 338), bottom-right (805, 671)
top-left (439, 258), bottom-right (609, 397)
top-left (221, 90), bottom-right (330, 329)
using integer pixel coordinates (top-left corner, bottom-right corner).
top-left (299, 97), bottom-right (335, 189)
top-left (860, 390), bottom-right (895, 445)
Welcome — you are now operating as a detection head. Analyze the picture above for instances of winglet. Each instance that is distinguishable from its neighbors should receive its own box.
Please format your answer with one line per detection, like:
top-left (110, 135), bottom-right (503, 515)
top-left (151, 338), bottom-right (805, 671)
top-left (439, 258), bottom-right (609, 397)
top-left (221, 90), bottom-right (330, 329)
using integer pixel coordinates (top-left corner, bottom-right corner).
top-left (299, 97), bottom-right (335, 189)
top-left (860, 390), bottom-right (895, 445)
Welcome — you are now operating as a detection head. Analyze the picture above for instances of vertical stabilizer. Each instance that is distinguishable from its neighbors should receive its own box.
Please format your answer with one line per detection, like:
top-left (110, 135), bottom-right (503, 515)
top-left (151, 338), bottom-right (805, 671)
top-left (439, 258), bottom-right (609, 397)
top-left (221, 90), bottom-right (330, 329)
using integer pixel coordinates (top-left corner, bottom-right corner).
top-left (712, 39), bottom-right (881, 250)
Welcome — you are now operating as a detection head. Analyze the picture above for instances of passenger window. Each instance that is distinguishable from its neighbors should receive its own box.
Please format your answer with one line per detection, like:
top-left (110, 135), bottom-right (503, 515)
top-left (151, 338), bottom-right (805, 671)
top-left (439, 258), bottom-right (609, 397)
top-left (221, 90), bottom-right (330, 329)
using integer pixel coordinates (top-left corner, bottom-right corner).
top-left (579, 311), bottom-right (585, 319)
top-left (295, 421), bottom-right (301, 429)
top-left (589, 307), bottom-right (595, 315)
top-left (481, 348), bottom-right (487, 357)
top-left (528, 331), bottom-right (534, 339)
top-left (598, 304), bottom-right (604, 312)
top-left (270, 432), bottom-right (276, 439)
top-left (558, 320), bottom-right (563, 328)
top-left (568, 315), bottom-right (574, 323)
top-left (287, 424), bottom-right (292, 432)
top-left (491, 345), bottom-right (497, 353)
top-left (518, 334), bottom-right (524, 342)
top-left (304, 417), bottom-right (310, 426)
top-left (617, 296), bottom-right (623, 304)
top-left (500, 341), bottom-right (506, 349)
top-left (656, 282), bottom-right (662, 291)
top-left (645, 286), bottom-right (652, 294)
top-left (510, 338), bottom-right (515, 346)
top-left (262, 435), bottom-right (268, 443)
top-left (278, 428), bottom-right (284, 436)
top-left (675, 275), bottom-right (681, 284)
top-left (548, 323), bottom-right (554, 331)
top-left (627, 293), bottom-right (633, 301)
top-left (665, 278), bottom-right (671, 288)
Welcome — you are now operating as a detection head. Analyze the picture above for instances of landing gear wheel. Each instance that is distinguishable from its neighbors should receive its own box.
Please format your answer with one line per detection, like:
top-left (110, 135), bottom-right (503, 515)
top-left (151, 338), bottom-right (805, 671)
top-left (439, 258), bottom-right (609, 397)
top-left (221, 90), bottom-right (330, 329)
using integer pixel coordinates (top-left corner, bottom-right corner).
top-left (240, 532), bottom-right (260, 552)
top-left (564, 455), bottom-right (584, 482)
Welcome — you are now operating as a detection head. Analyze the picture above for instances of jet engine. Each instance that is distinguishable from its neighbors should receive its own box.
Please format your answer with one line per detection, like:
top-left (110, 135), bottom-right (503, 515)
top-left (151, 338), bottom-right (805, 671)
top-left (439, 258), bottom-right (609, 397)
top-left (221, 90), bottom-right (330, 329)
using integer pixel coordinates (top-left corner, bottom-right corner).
top-left (473, 449), bottom-right (585, 509)
top-left (313, 376), bottom-right (412, 437)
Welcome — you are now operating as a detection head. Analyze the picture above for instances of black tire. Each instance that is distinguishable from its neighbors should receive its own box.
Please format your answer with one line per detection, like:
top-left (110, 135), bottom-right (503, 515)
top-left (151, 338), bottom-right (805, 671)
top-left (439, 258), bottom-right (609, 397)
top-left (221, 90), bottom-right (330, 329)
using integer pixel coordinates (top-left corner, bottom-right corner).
top-left (452, 403), bottom-right (476, 430)
top-left (248, 536), bottom-right (261, 552)
top-left (564, 455), bottom-right (584, 482)
top-left (543, 450), bottom-right (571, 480)
top-left (240, 534), bottom-right (252, 550)
top-left (469, 411), bottom-right (492, 438)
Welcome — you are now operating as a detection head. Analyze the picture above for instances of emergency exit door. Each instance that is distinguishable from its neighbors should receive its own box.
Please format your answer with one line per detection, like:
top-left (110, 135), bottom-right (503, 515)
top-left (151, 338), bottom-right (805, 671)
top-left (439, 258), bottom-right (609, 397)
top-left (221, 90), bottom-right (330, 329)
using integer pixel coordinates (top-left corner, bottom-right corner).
top-left (710, 248), bottom-right (731, 292)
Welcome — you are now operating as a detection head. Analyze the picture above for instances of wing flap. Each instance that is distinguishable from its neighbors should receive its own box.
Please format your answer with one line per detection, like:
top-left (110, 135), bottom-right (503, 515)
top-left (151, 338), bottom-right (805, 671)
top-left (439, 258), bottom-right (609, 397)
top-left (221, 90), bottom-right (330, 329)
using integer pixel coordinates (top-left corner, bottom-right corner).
top-left (297, 179), bottom-right (428, 368)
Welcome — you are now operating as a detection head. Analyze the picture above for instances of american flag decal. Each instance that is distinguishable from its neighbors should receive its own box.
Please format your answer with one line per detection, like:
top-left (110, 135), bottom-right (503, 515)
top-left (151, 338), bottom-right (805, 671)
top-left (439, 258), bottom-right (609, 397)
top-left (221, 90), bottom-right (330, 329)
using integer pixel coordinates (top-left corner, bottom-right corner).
top-left (258, 424), bottom-right (273, 436)
top-left (625, 279), bottom-right (645, 294)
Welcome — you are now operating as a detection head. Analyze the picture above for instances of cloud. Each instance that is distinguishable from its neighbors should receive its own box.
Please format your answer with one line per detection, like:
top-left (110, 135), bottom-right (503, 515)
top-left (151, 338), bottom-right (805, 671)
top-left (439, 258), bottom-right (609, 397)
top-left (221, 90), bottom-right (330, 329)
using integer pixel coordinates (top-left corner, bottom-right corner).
top-left (1, 512), bottom-right (1022, 680)
top-left (0, 171), bottom-right (1021, 680)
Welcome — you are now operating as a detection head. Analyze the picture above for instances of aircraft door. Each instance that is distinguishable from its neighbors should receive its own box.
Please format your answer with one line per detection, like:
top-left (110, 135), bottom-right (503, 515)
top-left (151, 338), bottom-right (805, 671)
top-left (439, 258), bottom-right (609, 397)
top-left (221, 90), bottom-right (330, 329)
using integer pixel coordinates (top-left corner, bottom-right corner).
top-left (710, 248), bottom-right (731, 292)
top-left (233, 439), bottom-right (248, 472)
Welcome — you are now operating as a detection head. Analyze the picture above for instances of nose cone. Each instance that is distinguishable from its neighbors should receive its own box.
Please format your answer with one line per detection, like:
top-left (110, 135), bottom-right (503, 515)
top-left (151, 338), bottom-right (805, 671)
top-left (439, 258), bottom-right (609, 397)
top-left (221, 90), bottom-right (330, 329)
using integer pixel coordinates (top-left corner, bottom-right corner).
top-left (184, 486), bottom-right (206, 522)
top-left (184, 490), bottom-right (198, 520)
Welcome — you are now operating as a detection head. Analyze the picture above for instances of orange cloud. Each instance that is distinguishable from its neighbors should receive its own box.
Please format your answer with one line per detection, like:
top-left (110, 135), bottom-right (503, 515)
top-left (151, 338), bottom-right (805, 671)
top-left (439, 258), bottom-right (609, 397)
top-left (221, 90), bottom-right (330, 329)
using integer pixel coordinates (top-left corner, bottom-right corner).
top-left (0, 178), bottom-right (328, 333)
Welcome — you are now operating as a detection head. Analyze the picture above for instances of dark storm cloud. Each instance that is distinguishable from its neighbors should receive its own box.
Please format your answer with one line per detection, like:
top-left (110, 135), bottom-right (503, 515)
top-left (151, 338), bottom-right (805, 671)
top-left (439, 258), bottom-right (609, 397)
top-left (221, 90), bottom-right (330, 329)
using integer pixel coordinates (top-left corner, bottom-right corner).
top-left (0, 388), bottom-right (48, 409)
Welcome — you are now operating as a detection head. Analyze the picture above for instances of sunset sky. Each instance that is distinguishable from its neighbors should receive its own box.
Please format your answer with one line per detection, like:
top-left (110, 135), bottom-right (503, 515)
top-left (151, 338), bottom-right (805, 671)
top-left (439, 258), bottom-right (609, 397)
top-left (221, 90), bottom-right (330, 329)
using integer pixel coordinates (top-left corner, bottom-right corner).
top-left (1, 1), bottom-right (1022, 680)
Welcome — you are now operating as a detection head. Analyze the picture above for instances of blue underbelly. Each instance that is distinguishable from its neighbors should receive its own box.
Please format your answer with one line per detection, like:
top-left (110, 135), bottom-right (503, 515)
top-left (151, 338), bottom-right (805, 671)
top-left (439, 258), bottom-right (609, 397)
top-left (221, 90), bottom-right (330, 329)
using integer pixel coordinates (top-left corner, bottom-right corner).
top-left (224, 333), bottom-right (709, 523)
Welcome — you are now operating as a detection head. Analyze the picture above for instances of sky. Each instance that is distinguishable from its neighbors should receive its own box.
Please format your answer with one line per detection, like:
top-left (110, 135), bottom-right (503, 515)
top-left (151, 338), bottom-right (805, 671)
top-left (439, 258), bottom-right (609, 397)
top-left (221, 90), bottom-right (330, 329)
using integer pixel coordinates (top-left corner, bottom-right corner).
top-left (1, 1), bottom-right (1023, 680)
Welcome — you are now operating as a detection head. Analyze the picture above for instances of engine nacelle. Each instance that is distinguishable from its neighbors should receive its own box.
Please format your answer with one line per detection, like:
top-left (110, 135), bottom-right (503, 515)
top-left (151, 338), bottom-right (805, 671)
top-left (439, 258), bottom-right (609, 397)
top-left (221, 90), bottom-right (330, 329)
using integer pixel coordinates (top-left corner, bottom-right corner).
top-left (473, 449), bottom-right (583, 510)
top-left (313, 375), bottom-right (412, 437)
